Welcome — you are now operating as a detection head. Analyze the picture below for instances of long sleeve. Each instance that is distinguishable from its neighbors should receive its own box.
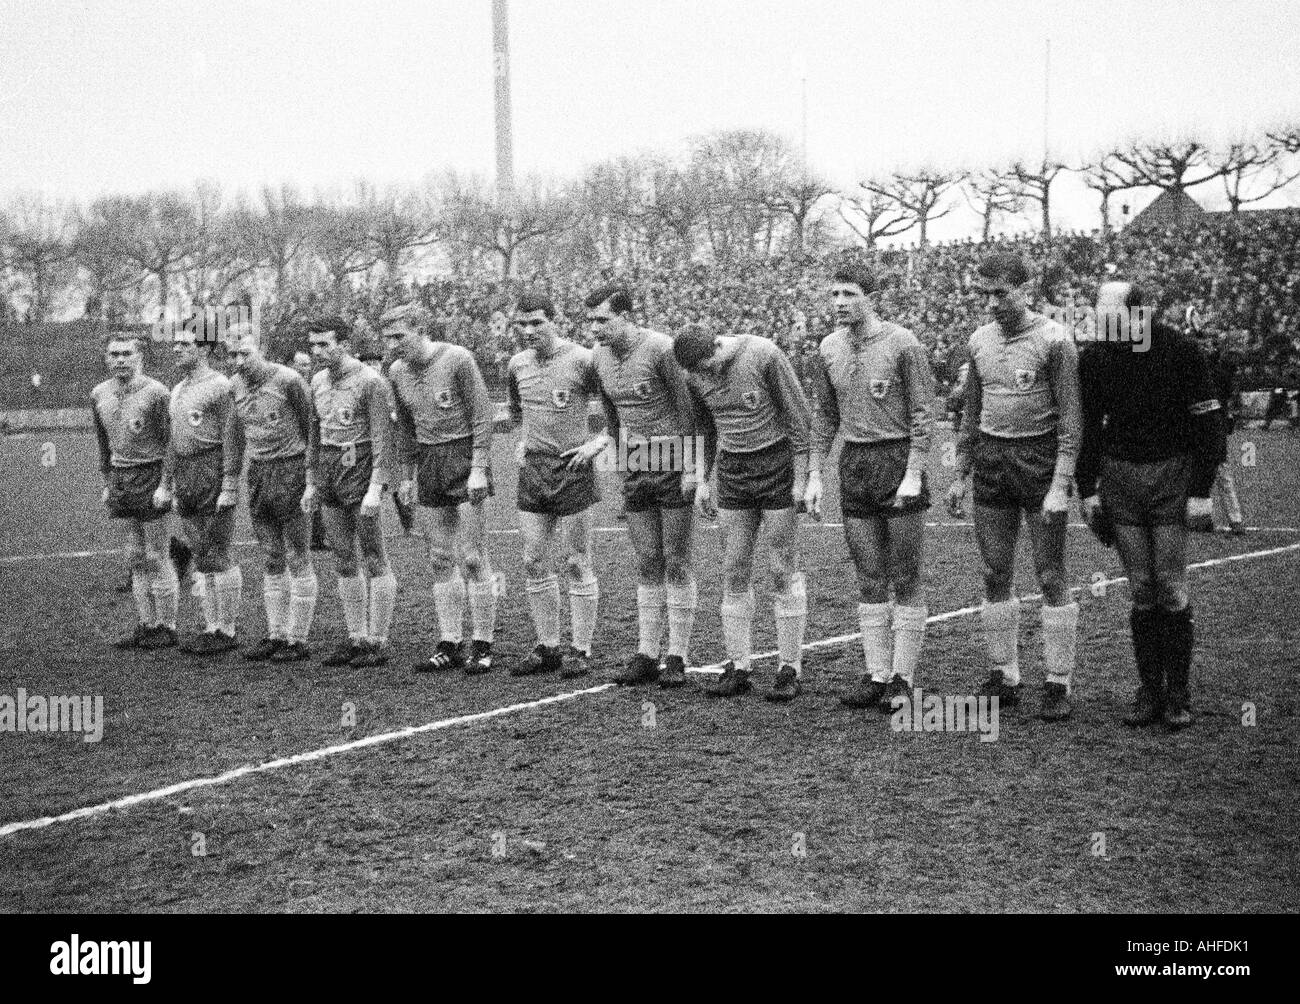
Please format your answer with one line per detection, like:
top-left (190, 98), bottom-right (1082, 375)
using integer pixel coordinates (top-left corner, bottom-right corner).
top-left (458, 353), bottom-right (495, 469)
top-left (687, 382), bottom-right (717, 478)
top-left (901, 340), bottom-right (936, 476)
top-left (764, 350), bottom-right (811, 456)
top-left (657, 347), bottom-right (697, 438)
top-left (221, 388), bottom-right (245, 494)
top-left (391, 387), bottom-right (418, 478)
top-left (366, 378), bottom-right (393, 487)
top-left (1183, 344), bottom-right (1223, 498)
top-left (286, 375), bottom-right (313, 455)
top-left (955, 350), bottom-right (983, 479)
top-left (305, 389), bottom-right (320, 486)
top-left (507, 367), bottom-right (523, 427)
top-left (808, 351), bottom-right (840, 471)
top-left (92, 403), bottom-right (113, 477)
top-left (1047, 333), bottom-right (1081, 481)
top-left (1075, 350), bottom-right (1105, 499)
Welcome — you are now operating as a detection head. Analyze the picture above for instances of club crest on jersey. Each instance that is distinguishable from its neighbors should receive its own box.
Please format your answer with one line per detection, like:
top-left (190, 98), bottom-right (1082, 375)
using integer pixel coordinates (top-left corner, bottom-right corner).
top-left (1013, 369), bottom-right (1036, 391)
top-left (435, 389), bottom-right (454, 409)
top-left (128, 414), bottom-right (145, 434)
top-left (741, 390), bottom-right (760, 410)
top-left (870, 379), bottom-right (891, 400)
top-left (335, 405), bottom-right (355, 425)
top-left (633, 380), bottom-right (653, 400)
top-left (186, 408), bottom-right (203, 428)
top-left (264, 409), bottom-right (280, 424)
top-left (551, 388), bottom-right (571, 409)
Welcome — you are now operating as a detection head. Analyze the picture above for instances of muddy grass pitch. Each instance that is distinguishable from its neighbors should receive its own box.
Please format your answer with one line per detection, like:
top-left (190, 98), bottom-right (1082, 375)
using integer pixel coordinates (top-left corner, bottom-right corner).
top-left (1, 429), bottom-right (1297, 912)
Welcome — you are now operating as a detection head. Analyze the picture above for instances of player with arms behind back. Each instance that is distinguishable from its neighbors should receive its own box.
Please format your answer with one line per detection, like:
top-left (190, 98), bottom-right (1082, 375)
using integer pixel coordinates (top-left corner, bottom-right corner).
top-left (945, 252), bottom-right (1081, 721)
top-left (300, 316), bottom-right (398, 668)
top-left (585, 284), bottom-right (700, 688)
top-left (804, 266), bottom-right (936, 712)
top-left (91, 331), bottom-right (179, 649)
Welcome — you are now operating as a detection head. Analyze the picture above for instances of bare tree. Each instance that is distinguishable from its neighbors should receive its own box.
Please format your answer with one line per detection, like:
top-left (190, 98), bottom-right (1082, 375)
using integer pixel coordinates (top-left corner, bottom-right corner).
top-left (356, 180), bottom-right (440, 298)
top-left (435, 170), bottom-right (574, 278)
top-left (1009, 158), bottom-right (1064, 236)
top-left (1214, 138), bottom-right (1300, 214)
top-left (1112, 139), bottom-right (1230, 195)
top-left (765, 170), bottom-right (833, 253)
top-left (1266, 122), bottom-right (1299, 155)
top-left (4, 194), bottom-right (80, 322)
top-left (837, 187), bottom-right (914, 247)
top-left (79, 192), bottom-right (201, 315)
top-left (859, 169), bottom-right (964, 247)
top-left (228, 184), bottom-right (314, 297)
top-left (306, 195), bottom-right (383, 292)
top-left (963, 169), bottom-right (1026, 241)
top-left (1077, 151), bottom-right (1143, 234)
top-left (688, 129), bottom-right (795, 263)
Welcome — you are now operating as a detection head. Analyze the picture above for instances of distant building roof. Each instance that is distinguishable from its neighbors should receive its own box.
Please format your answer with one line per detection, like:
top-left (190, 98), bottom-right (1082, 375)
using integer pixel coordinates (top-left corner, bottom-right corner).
top-left (1127, 188), bottom-right (1206, 231)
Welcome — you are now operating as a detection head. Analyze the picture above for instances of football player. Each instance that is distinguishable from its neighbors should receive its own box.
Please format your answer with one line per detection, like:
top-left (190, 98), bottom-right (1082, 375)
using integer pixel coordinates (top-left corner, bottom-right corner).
top-left (156, 317), bottom-right (244, 654)
top-left (945, 252), bottom-right (1081, 721)
top-left (300, 316), bottom-right (398, 668)
top-left (586, 285), bottom-right (699, 688)
top-left (673, 323), bottom-right (813, 702)
top-left (804, 266), bottom-right (935, 711)
top-left (91, 331), bottom-right (179, 648)
top-left (384, 303), bottom-right (500, 675)
top-left (507, 292), bottom-right (605, 679)
top-left (228, 326), bottom-right (317, 662)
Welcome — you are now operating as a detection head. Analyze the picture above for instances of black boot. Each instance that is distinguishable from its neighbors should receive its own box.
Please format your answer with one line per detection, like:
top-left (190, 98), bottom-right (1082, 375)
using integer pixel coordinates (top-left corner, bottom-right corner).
top-left (1124, 607), bottom-right (1164, 726)
top-left (1160, 606), bottom-right (1194, 730)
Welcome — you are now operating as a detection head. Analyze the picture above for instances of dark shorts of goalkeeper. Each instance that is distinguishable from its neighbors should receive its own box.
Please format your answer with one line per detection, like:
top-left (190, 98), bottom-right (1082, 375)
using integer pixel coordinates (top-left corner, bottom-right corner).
top-left (1099, 454), bottom-right (1189, 527)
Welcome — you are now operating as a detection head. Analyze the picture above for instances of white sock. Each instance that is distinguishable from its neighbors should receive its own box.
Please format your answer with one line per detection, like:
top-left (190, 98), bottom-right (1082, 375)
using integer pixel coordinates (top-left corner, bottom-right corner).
top-left (569, 574), bottom-right (599, 656)
top-left (773, 572), bottom-right (808, 676)
top-left (338, 574), bottom-right (368, 641)
top-left (262, 571), bottom-right (290, 639)
top-left (367, 571), bottom-right (397, 644)
top-left (637, 583), bottom-right (666, 659)
top-left (433, 571), bottom-right (467, 644)
top-left (468, 572), bottom-right (501, 643)
top-left (214, 566), bottom-right (243, 636)
top-left (665, 579), bottom-right (697, 660)
top-left (891, 604), bottom-right (927, 687)
top-left (131, 570), bottom-right (155, 626)
top-left (981, 598), bottom-right (1021, 686)
top-left (858, 602), bottom-right (893, 682)
top-left (1042, 601), bottom-right (1079, 693)
top-left (200, 572), bottom-right (220, 632)
top-left (720, 589), bottom-right (754, 672)
top-left (286, 570), bottom-right (318, 644)
top-left (526, 574), bottom-right (562, 649)
top-left (151, 561), bottom-right (178, 630)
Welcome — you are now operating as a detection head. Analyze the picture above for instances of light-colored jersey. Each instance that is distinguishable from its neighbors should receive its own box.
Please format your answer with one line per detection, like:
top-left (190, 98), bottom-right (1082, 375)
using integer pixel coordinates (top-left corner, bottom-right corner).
top-left (90, 375), bottom-right (170, 473)
top-left (956, 312), bottom-right (1081, 480)
top-left (230, 362), bottom-right (311, 463)
top-left (811, 320), bottom-right (935, 474)
top-left (167, 368), bottom-right (242, 491)
top-left (684, 335), bottom-right (811, 456)
top-left (308, 358), bottom-right (394, 486)
top-left (389, 343), bottom-right (495, 470)
top-left (507, 340), bottom-right (600, 455)
top-left (592, 327), bottom-right (696, 442)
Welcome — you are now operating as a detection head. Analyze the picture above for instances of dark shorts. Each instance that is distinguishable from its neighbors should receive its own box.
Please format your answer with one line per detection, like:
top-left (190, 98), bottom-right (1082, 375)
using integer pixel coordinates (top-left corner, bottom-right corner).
top-left (1099, 455), bottom-right (1189, 527)
top-left (417, 436), bottom-right (493, 508)
top-left (248, 454), bottom-right (307, 525)
top-left (106, 461), bottom-right (167, 523)
top-left (623, 467), bottom-right (689, 513)
top-left (517, 451), bottom-right (599, 517)
top-left (972, 431), bottom-right (1058, 512)
top-left (174, 448), bottom-right (224, 519)
top-left (839, 438), bottom-right (930, 520)
top-left (717, 438), bottom-right (795, 512)
top-left (318, 442), bottom-right (375, 510)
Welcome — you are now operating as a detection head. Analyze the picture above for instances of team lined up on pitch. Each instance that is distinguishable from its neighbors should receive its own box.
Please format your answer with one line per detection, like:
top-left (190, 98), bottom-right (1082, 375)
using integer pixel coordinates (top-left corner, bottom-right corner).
top-left (91, 249), bottom-right (1225, 729)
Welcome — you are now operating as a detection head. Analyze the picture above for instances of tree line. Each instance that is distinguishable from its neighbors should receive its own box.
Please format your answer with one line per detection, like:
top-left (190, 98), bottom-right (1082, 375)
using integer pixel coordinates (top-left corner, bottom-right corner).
top-left (1, 123), bottom-right (1296, 325)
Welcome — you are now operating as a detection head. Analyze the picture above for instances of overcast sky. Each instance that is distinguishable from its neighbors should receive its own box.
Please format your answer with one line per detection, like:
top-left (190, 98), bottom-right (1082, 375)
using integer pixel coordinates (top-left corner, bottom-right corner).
top-left (2, 0), bottom-right (1298, 239)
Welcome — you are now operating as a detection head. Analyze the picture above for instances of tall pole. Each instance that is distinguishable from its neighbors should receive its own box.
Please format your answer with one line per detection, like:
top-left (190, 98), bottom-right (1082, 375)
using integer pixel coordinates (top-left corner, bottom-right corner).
top-left (801, 75), bottom-right (808, 176)
top-left (1043, 37), bottom-right (1051, 165)
top-left (492, 0), bottom-right (515, 203)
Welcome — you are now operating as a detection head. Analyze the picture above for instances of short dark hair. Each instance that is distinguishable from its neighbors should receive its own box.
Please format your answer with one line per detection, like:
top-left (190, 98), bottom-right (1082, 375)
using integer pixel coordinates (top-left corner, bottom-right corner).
top-left (515, 292), bottom-right (555, 320)
top-left (584, 284), bottom-right (634, 314)
top-left (1039, 261), bottom-right (1069, 299)
top-left (305, 315), bottom-right (353, 341)
top-left (830, 266), bottom-right (877, 295)
top-left (672, 323), bottom-right (716, 370)
top-left (976, 251), bottom-right (1031, 287)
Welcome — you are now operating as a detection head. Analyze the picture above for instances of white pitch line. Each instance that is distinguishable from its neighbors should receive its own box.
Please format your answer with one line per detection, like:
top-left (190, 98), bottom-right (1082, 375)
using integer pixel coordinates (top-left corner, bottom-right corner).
top-left (0, 683), bottom-right (614, 840)
top-left (2, 540), bottom-right (1296, 842)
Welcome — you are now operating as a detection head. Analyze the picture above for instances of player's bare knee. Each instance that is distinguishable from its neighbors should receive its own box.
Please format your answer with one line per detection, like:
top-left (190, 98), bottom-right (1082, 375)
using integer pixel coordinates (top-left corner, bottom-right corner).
top-left (1130, 577), bottom-right (1156, 610)
top-left (462, 550), bottom-right (487, 582)
top-left (1039, 571), bottom-right (1067, 606)
top-left (893, 572), bottom-right (922, 604)
top-left (857, 574), bottom-right (888, 604)
top-left (564, 553), bottom-right (593, 584)
top-left (285, 549), bottom-right (311, 577)
top-left (426, 543), bottom-right (456, 579)
top-left (663, 554), bottom-right (691, 586)
top-left (983, 571), bottom-right (1013, 600)
top-left (637, 554), bottom-right (665, 583)
top-left (1155, 578), bottom-right (1188, 612)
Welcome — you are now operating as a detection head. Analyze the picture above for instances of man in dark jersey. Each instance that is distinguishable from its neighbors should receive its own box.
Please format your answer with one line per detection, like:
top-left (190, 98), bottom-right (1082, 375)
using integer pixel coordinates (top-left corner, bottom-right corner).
top-left (1077, 281), bottom-right (1222, 730)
